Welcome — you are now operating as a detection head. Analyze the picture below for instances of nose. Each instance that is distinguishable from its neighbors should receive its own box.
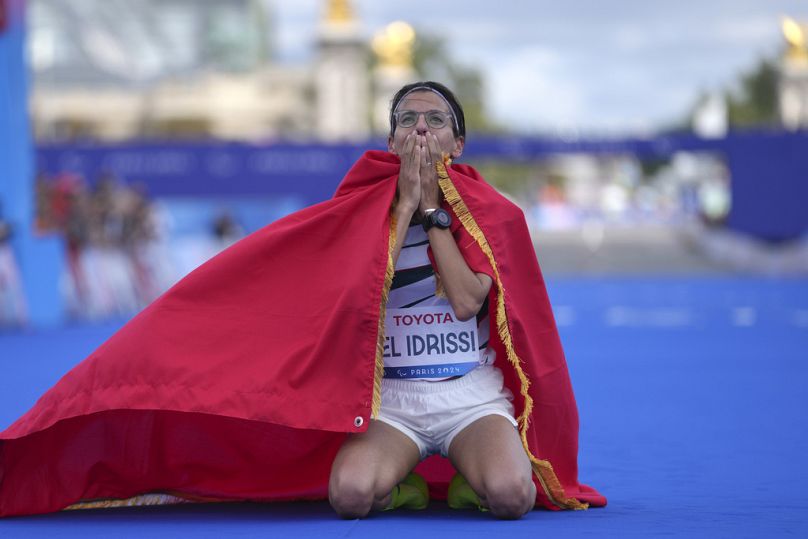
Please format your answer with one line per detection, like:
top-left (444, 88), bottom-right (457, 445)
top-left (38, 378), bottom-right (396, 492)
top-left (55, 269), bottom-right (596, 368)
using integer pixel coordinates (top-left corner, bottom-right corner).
top-left (414, 113), bottom-right (429, 134)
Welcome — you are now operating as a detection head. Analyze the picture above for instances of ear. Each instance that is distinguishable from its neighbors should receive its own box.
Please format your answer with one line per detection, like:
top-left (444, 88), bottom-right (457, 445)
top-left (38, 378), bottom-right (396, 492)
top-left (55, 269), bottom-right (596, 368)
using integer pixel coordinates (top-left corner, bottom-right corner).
top-left (387, 135), bottom-right (396, 154)
top-left (451, 136), bottom-right (465, 158)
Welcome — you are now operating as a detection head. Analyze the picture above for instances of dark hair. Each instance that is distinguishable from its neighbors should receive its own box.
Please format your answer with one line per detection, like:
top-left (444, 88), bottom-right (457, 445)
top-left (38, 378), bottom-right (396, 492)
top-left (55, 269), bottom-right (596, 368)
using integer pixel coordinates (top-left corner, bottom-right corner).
top-left (389, 81), bottom-right (466, 139)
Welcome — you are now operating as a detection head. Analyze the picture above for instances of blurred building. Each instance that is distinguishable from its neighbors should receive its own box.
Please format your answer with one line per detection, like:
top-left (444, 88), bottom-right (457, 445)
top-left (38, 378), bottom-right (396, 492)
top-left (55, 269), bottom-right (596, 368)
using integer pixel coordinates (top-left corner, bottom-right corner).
top-left (29, 0), bottom-right (411, 142)
top-left (778, 17), bottom-right (808, 130)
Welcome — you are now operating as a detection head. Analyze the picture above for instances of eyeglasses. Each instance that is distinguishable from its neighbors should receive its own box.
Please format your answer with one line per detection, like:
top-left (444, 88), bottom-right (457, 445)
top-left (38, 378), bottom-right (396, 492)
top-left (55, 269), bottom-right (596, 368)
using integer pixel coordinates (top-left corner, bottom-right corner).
top-left (393, 110), bottom-right (454, 130)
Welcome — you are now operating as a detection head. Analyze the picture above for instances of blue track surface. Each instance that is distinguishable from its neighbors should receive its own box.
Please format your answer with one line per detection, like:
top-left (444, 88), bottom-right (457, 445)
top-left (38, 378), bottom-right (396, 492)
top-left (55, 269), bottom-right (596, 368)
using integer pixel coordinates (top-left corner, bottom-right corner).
top-left (1, 277), bottom-right (807, 538)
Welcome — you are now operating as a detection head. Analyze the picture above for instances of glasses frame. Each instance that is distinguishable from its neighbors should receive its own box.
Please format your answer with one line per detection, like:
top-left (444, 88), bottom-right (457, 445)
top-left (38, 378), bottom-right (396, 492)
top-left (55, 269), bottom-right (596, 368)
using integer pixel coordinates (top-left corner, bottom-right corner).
top-left (393, 109), bottom-right (454, 130)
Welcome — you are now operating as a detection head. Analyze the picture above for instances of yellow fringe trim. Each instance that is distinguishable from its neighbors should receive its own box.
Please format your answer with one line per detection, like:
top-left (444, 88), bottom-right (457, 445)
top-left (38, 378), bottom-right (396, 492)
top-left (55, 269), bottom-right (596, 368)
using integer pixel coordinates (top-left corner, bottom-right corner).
top-left (435, 159), bottom-right (587, 511)
top-left (65, 493), bottom-right (193, 510)
top-left (371, 212), bottom-right (397, 418)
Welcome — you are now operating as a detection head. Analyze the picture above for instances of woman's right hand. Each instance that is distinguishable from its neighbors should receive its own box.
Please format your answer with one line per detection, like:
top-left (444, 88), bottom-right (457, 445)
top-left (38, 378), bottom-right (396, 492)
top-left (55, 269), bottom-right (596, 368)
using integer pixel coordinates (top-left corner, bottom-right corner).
top-left (396, 133), bottom-right (421, 218)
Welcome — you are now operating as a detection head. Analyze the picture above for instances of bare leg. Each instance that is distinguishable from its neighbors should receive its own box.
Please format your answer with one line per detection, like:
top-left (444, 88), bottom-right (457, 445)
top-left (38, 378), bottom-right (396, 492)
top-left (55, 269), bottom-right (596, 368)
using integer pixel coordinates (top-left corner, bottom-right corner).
top-left (448, 415), bottom-right (536, 519)
top-left (329, 420), bottom-right (421, 518)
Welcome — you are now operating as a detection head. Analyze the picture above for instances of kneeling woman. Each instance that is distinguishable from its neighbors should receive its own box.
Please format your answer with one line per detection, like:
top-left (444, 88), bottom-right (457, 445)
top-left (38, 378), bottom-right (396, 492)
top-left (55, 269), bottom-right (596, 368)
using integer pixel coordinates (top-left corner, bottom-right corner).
top-left (329, 82), bottom-right (535, 519)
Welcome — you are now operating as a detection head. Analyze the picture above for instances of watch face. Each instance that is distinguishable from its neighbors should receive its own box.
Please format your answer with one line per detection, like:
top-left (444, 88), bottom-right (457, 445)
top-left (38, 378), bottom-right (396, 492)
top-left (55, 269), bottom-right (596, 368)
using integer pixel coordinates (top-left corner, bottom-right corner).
top-left (435, 209), bottom-right (451, 228)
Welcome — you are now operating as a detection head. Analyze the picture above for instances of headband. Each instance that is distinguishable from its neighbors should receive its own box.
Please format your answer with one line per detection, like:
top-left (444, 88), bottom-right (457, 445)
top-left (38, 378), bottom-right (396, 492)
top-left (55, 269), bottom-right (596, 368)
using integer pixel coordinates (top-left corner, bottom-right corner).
top-left (391, 86), bottom-right (460, 134)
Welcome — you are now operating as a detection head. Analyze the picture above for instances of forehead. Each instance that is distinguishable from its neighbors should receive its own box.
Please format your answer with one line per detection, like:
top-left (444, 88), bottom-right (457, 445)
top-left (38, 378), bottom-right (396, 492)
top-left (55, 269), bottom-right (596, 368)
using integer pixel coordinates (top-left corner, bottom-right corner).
top-left (398, 91), bottom-right (450, 112)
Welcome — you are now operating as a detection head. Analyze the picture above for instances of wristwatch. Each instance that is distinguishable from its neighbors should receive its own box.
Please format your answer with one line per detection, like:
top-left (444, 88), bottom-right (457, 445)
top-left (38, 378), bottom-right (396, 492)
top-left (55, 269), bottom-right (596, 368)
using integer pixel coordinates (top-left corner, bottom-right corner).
top-left (422, 208), bottom-right (452, 232)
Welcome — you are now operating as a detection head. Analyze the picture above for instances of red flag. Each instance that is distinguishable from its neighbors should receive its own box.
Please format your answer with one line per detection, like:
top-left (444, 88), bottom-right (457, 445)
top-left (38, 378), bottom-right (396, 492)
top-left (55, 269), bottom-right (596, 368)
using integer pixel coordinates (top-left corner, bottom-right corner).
top-left (0, 151), bottom-right (605, 516)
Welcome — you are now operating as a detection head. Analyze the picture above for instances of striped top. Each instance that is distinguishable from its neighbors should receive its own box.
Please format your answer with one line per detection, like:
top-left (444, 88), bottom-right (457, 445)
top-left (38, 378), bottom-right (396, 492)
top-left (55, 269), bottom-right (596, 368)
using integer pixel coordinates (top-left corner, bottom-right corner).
top-left (384, 224), bottom-right (495, 381)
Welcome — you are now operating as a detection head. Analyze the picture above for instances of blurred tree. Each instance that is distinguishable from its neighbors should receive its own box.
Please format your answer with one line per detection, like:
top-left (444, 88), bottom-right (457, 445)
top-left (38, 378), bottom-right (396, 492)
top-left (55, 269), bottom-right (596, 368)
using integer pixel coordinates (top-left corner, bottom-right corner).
top-left (724, 58), bottom-right (779, 127)
top-left (465, 160), bottom-right (535, 195)
top-left (409, 33), bottom-right (504, 134)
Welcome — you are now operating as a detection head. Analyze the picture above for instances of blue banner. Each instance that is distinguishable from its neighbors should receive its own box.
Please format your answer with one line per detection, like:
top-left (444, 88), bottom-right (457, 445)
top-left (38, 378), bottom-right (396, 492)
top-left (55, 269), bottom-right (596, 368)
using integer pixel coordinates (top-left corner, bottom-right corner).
top-left (35, 142), bottom-right (382, 205)
top-left (35, 130), bottom-right (808, 241)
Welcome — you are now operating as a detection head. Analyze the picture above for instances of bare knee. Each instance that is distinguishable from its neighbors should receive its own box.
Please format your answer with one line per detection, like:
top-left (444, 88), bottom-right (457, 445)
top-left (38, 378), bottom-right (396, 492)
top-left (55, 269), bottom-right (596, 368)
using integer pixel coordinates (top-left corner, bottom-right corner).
top-left (329, 470), bottom-right (375, 519)
top-left (483, 473), bottom-right (536, 519)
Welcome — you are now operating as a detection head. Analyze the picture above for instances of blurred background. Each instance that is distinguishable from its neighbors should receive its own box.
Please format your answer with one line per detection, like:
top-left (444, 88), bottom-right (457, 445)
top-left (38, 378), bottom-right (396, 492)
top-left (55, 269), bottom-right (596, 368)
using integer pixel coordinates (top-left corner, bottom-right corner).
top-left (2, 5), bottom-right (807, 531)
top-left (1, 0), bottom-right (807, 327)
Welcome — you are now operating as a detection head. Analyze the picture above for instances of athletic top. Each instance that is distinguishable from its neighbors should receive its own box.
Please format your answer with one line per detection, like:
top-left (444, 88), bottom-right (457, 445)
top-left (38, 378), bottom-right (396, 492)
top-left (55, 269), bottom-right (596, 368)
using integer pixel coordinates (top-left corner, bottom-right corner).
top-left (384, 225), bottom-right (495, 381)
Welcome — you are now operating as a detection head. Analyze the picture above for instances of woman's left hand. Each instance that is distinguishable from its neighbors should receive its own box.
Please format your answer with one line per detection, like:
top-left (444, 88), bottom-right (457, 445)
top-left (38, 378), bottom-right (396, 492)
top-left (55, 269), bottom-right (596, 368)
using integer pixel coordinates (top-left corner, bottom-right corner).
top-left (418, 133), bottom-right (444, 215)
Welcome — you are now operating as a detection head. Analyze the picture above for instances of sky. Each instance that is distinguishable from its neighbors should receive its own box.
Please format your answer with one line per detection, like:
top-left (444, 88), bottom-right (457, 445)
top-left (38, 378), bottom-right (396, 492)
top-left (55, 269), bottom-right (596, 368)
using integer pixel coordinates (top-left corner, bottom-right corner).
top-left (272, 0), bottom-right (808, 135)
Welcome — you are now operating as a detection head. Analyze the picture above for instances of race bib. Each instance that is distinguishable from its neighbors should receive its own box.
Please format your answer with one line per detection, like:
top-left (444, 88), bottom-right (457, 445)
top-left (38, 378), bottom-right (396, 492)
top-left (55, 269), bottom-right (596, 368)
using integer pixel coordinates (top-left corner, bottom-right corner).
top-left (383, 306), bottom-right (479, 379)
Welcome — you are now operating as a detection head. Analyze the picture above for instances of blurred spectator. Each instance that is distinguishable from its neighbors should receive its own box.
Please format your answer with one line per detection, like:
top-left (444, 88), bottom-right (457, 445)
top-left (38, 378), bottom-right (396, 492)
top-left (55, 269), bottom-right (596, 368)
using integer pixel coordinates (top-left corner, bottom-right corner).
top-left (516, 152), bottom-right (731, 233)
top-left (0, 205), bottom-right (27, 327)
top-left (61, 175), bottom-right (92, 317)
top-left (80, 173), bottom-right (140, 317)
top-left (123, 183), bottom-right (174, 305)
top-left (528, 182), bottom-right (578, 231)
top-left (212, 211), bottom-right (244, 248)
top-left (35, 170), bottom-right (175, 319)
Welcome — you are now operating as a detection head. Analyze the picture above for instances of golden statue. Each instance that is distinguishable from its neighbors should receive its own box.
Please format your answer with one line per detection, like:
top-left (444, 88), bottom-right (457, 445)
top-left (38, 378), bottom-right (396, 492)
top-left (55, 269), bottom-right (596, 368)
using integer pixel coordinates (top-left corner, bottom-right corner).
top-left (782, 16), bottom-right (808, 63)
top-left (372, 21), bottom-right (416, 69)
top-left (324, 0), bottom-right (355, 24)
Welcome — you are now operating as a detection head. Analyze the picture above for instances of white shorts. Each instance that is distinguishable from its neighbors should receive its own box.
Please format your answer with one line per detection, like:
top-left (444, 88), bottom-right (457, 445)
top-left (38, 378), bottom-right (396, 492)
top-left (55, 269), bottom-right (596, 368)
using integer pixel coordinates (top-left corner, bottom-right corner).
top-left (376, 365), bottom-right (517, 459)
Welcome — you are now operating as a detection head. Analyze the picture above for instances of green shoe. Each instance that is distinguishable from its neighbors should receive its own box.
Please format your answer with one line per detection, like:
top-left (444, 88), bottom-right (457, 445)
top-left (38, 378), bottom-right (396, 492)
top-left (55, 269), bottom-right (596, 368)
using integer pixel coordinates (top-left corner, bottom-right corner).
top-left (447, 473), bottom-right (487, 511)
top-left (385, 472), bottom-right (429, 511)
